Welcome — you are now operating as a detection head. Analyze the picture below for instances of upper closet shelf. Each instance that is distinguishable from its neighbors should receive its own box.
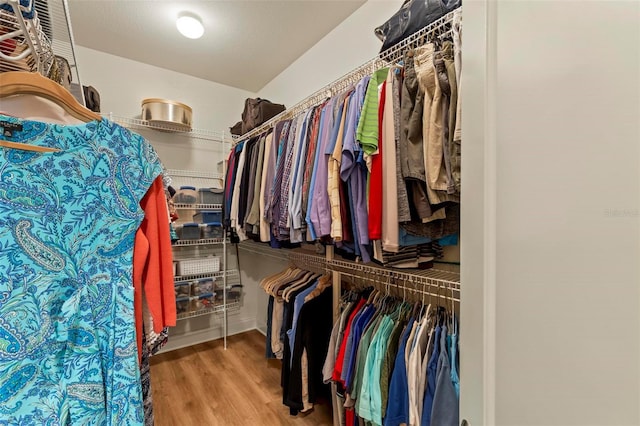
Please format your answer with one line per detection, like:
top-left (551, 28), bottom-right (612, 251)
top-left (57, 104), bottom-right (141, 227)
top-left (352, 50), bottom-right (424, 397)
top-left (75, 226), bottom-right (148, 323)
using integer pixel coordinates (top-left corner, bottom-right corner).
top-left (108, 114), bottom-right (230, 144)
top-left (233, 8), bottom-right (459, 143)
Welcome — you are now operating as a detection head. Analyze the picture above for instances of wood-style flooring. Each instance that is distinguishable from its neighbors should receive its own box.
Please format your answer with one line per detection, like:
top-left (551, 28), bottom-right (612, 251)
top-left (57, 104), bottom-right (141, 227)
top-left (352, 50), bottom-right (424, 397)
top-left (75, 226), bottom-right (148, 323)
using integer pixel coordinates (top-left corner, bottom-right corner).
top-left (151, 330), bottom-right (333, 426)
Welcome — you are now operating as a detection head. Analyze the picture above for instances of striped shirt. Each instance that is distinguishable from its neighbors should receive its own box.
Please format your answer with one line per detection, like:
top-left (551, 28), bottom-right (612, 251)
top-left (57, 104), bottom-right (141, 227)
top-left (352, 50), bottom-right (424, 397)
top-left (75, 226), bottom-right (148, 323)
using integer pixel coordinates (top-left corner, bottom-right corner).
top-left (268, 120), bottom-right (291, 239)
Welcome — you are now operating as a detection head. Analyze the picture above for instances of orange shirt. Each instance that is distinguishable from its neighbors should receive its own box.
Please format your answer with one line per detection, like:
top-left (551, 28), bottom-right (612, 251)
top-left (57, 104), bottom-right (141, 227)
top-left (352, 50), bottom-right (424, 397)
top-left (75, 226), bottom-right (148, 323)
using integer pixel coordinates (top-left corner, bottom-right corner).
top-left (133, 176), bottom-right (176, 360)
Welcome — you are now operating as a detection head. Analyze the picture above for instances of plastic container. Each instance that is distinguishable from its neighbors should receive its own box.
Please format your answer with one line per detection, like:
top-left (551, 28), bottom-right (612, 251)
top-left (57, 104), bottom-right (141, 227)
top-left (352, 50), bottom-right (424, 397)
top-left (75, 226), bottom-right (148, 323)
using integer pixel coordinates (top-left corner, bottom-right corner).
top-left (202, 222), bottom-right (223, 239)
top-left (172, 186), bottom-right (197, 204)
top-left (193, 211), bottom-right (222, 224)
top-left (178, 223), bottom-right (201, 240)
top-left (191, 293), bottom-right (215, 311)
top-left (192, 278), bottom-right (214, 296)
top-left (176, 297), bottom-right (191, 314)
top-left (227, 284), bottom-right (243, 301)
top-left (174, 208), bottom-right (196, 225)
top-left (198, 188), bottom-right (224, 205)
top-left (175, 283), bottom-right (191, 299)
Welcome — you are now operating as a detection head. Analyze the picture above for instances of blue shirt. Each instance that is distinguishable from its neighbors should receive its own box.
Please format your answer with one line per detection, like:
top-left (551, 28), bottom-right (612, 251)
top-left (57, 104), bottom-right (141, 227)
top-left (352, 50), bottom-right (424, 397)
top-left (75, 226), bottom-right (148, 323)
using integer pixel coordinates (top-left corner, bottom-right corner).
top-left (305, 104), bottom-right (329, 240)
top-left (341, 76), bottom-right (370, 181)
top-left (0, 116), bottom-right (163, 425)
top-left (384, 318), bottom-right (415, 426)
top-left (325, 91), bottom-right (350, 156)
top-left (286, 280), bottom-right (318, 366)
top-left (309, 98), bottom-right (337, 238)
top-left (340, 90), bottom-right (360, 181)
top-left (345, 304), bottom-right (376, 391)
top-left (289, 110), bottom-right (313, 241)
top-left (422, 325), bottom-right (441, 426)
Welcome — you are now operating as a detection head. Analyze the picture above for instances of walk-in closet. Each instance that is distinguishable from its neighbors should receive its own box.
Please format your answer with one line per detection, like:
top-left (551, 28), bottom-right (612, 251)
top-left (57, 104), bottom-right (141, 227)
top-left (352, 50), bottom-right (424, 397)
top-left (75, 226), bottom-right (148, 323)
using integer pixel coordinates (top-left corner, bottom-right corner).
top-left (1, 1), bottom-right (639, 425)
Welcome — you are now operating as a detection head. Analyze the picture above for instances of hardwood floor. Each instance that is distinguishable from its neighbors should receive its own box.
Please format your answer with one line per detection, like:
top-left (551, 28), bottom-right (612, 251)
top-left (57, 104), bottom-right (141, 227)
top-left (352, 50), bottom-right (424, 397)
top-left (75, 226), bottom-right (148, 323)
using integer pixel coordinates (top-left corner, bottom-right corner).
top-left (150, 330), bottom-right (333, 426)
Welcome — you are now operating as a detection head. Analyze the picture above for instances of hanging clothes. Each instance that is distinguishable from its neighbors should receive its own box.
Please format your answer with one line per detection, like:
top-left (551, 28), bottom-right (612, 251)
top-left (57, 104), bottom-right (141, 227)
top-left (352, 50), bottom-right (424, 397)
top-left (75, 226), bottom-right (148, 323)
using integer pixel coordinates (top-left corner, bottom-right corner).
top-left (261, 266), bottom-right (333, 415)
top-left (324, 288), bottom-right (460, 426)
top-left (225, 16), bottom-right (462, 263)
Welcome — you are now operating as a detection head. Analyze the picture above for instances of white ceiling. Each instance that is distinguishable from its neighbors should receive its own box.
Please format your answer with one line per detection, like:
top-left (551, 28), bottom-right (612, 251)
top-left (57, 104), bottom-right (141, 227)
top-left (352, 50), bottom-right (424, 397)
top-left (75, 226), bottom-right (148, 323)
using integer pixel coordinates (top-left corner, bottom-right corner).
top-left (68, 1), bottom-right (365, 92)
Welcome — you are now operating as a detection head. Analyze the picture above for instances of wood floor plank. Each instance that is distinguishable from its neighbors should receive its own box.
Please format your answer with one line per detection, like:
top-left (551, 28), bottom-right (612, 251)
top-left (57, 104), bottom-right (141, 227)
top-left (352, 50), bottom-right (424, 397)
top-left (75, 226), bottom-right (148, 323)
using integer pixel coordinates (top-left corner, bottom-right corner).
top-left (151, 330), bottom-right (333, 426)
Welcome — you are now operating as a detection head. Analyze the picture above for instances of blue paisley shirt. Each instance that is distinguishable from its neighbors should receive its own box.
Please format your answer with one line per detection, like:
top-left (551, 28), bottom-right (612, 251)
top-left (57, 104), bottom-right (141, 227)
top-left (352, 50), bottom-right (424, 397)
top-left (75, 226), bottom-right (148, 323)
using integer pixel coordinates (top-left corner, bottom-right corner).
top-left (0, 116), bottom-right (163, 425)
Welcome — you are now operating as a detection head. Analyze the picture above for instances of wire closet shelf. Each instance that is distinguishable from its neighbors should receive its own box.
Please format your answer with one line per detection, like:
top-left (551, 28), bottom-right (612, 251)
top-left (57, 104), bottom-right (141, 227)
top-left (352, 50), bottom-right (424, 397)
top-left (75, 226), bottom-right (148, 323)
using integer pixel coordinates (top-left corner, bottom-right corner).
top-left (232, 8), bottom-right (459, 144)
top-left (0, 0), bottom-right (87, 104)
top-left (177, 300), bottom-right (241, 321)
top-left (0, 0), bottom-right (54, 74)
top-left (107, 115), bottom-right (231, 144)
top-left (239, 242), bottom-right (459, 303)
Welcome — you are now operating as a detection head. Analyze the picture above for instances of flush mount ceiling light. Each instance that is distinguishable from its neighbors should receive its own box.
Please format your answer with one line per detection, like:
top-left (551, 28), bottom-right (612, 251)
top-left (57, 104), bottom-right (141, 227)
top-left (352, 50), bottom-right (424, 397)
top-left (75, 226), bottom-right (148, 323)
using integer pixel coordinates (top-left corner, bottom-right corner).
top-left (176, 13), bottom-right (204, 39)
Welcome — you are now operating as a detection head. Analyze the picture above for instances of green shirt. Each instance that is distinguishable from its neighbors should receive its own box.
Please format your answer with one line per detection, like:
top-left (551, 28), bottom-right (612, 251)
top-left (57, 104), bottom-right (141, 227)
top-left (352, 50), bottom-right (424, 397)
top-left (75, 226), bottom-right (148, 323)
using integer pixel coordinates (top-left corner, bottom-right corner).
top-left (380, 319), bottom-right (407, 419)
top-left (357, 67), bottom-right (390, 155)
top-left (352, 314), bottom-right (382, 405)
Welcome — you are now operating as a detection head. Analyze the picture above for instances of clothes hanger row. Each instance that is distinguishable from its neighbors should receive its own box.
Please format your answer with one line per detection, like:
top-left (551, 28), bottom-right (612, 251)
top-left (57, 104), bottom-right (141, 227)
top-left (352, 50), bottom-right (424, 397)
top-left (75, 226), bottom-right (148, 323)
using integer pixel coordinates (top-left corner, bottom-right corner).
top-left (0, 71), bottom-right (102, 153)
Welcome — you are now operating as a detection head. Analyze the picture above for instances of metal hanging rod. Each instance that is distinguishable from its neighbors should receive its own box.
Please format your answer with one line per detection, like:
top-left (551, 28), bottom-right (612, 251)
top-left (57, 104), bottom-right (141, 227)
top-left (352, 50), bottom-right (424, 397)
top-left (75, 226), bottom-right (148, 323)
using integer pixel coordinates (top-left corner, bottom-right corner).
top-left (339, 269), bottom-right (459, 303)
top-left (328, 259), bottom-right (459, 291)
top-left (232, 7), bottom-right (460, 145)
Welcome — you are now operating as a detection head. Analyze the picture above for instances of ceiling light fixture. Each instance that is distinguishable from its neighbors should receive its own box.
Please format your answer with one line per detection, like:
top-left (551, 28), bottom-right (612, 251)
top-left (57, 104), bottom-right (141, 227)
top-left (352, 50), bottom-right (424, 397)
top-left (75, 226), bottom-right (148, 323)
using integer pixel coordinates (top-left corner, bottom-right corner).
top-left (176, 13), bottom-right (204, 39)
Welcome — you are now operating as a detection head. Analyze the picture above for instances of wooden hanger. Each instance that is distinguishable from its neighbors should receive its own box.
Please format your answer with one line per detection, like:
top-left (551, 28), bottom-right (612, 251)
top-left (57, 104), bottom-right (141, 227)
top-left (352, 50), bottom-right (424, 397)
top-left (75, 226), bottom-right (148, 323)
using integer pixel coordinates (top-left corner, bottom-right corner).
top-left (0, 72), bottom-right (102, 154)
top-left (0, 140), bottom-right (59, 153)
top-left (0, 72), bottom-right (101, 122)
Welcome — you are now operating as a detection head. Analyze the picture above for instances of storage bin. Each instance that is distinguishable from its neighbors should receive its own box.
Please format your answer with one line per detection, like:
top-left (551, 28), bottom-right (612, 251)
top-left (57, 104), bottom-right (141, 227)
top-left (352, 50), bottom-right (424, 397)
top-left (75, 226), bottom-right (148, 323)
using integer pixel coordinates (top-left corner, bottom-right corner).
top-left (175, 283), bottom-right (191, 299)
top-left (176, 257), bottom-right (220, 276)
top-left (193, 211), bottom-right (222, 224)
top-left (176, 297), bottom-right (191, 314)
top-left (192, 278), bottom-right (214, 296)
top-left (198, 188), bottom-right (224, 205)
top-left (191, 293), bottom-right (215, 311)
top-left (227, 284), bottom-right (243, 301)
top-left (175, 208), bottom-right (196, 225)
top-left (141, 98), bottom-right (193, 131)
top-left (202, 222), bottom-right (223, 239)
top-left (178, 223), bottom-right (201, 240)
top-left (172, 186), bottom-right (197, 204)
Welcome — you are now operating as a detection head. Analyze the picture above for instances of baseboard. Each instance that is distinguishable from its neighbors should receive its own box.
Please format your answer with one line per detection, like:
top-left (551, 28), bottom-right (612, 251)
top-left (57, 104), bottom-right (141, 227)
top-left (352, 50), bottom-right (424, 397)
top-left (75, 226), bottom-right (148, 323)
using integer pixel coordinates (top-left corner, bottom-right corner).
top-left (256, 325), bottom-right (267, 336)
top-left (158, 316), bottom-right (257, 353)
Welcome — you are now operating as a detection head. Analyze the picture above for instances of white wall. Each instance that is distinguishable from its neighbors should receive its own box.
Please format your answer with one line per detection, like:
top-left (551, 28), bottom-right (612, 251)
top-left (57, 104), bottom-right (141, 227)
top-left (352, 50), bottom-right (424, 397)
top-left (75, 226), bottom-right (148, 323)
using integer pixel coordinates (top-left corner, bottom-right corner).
top-left (76, 46), bottom-right (260, 349)
top-left (77, 46), bottom-right (253, 132)
top-left (239, 251), bottom-right (291, 335)
top-left (258, 0), bottom-right (399, 107)
top-left (462, 1), bottom-right (640, 425)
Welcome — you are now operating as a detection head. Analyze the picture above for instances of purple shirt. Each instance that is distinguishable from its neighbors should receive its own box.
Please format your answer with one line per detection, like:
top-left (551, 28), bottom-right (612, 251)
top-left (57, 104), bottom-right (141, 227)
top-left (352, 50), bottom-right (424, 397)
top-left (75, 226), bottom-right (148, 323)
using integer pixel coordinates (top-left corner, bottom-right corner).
top-left (341, 76), bottom-right (370, 181)
top-left (340, 77), bottom-right (371, 261)
top-left (309, 97), bottom-right (337, 237)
